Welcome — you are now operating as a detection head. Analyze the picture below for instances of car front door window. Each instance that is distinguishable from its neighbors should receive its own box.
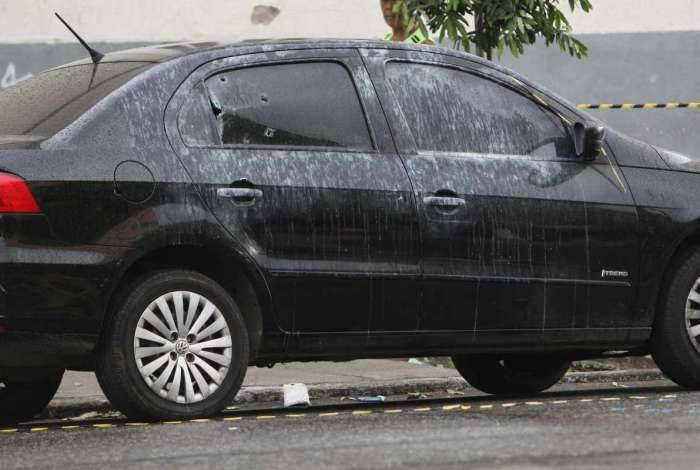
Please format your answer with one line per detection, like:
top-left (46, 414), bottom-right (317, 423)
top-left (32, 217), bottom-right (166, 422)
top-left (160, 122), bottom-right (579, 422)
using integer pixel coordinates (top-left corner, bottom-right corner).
top-left (385, 61), bottom-right (573, 159)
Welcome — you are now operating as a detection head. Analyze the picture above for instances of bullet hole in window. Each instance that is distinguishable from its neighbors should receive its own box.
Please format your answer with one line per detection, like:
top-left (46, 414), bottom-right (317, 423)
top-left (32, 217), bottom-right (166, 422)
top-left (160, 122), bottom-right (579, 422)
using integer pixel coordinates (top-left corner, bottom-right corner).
top-left (264, 127), bottom-right (276, 138)
top-left (261, 94), bottom-right (269, 103)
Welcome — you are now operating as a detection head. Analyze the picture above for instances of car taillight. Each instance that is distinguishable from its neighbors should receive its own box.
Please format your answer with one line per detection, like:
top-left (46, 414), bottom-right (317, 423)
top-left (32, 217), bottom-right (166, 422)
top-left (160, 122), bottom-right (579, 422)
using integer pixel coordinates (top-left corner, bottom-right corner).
top-left (0, 172), bottom-right (40, 213)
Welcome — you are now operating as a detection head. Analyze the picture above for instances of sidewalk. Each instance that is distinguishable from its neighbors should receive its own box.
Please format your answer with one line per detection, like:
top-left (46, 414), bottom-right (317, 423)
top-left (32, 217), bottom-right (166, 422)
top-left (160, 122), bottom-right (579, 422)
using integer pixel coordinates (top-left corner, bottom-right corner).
top-left (47, 359), bottom-right (460, 418)
top-left (54, 359), bottom-right (458, 403)
top-left (45, 359), bottom-right (664, 419)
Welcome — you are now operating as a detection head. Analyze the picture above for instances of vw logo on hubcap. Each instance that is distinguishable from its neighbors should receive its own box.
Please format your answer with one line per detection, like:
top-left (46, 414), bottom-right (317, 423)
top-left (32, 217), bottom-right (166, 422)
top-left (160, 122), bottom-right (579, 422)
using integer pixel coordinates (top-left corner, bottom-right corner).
top-left (174, 339), bottom-right (189, 355)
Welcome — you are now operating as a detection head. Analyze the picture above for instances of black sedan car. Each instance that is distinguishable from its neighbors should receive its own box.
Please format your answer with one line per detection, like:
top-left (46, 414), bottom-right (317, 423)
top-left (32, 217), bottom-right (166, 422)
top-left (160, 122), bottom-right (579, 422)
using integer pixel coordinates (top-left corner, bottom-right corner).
top-left (1, 39), bottom-right (699, 423)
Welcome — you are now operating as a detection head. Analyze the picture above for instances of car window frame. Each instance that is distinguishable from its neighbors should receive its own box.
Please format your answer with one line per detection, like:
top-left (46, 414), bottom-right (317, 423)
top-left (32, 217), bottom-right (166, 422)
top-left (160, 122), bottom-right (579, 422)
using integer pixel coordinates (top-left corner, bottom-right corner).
top-left (382, 56), bottom-right (586, 163)
top-left (176, 57), bottom-right (378, 154)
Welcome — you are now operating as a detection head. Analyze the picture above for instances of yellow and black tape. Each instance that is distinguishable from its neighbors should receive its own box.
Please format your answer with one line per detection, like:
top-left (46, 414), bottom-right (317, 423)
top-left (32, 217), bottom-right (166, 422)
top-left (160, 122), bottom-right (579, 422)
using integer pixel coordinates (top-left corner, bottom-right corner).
top-left (577, 102), bottom-right (700, 110)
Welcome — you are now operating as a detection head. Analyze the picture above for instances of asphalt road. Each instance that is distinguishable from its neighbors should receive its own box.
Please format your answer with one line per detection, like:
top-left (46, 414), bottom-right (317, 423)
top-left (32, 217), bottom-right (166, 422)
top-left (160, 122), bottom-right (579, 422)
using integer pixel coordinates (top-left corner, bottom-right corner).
top-left (2, 380), bottom-right (699, 469)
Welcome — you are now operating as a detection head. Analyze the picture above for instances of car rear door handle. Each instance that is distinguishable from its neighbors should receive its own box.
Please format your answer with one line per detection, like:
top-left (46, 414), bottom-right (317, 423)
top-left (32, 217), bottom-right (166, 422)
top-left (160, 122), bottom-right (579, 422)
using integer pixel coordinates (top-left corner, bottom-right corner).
top-left (423, 196), bottom-right (466, 208)
top-left (217, 187), bottom-right (263, 202)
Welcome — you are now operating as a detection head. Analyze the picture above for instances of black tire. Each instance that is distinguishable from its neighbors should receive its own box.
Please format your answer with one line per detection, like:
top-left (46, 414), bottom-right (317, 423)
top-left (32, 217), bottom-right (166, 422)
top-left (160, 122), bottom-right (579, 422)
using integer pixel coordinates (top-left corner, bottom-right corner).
top-left (451, 354), bottom-right (570, 395)
top-left (95, 270), bottom-right (249, 420)
top-left (0, 371), bottom-right (64, 425)
top-left (652, 248), bottom-right (700, 389)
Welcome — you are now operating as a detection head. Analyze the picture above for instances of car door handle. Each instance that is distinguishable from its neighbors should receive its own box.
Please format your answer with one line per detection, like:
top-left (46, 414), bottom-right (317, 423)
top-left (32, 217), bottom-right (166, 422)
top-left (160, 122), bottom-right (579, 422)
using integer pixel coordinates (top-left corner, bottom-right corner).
top-left (217, 187), bottom-right (263, 201)
top-left (423, 196), bottom-right (466, 208)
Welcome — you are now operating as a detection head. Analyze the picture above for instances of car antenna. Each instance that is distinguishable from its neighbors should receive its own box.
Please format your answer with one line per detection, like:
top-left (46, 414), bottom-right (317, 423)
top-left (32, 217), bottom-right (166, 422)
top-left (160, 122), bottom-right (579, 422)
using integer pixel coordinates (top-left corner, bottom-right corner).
top-left (54, 12), bottom-right (104, 64)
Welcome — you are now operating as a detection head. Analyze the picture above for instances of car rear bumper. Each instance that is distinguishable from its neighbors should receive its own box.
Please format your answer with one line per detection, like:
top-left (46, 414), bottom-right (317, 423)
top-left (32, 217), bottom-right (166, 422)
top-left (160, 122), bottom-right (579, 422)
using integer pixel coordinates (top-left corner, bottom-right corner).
top-left (0, 214), bottom-right (133, 369)
top-left (0, 331), bottom-right (97, 371)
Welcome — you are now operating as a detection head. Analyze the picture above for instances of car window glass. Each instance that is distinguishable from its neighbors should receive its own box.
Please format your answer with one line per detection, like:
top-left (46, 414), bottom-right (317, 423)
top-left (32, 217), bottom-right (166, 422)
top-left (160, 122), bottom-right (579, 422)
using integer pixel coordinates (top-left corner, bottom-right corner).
top-left (179, 84), bottom-right (221, 147)
top-left (199, 62), bottom-right (372, 149)
top-left (0, 62), bottom-right (153, 137)
top-left (386, 62), bottom-right (574, 158)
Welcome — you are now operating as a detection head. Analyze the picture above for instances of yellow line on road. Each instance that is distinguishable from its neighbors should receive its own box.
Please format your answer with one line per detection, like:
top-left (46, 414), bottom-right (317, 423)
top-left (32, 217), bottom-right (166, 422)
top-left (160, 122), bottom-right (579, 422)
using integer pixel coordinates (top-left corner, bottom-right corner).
top-left (3, 389), bottom-right (690, 436)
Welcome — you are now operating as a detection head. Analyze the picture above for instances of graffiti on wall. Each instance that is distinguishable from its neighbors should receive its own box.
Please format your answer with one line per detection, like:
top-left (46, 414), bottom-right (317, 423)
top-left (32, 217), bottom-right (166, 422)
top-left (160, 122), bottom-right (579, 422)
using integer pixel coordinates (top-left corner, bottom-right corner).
top-left (1, 63), bottom-right (33, 89)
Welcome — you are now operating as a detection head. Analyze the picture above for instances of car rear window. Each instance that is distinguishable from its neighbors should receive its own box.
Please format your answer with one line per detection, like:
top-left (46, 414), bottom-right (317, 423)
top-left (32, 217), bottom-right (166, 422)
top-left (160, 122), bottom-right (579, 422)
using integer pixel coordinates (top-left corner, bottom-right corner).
top-left (0, 62), bottom-right (154, 138)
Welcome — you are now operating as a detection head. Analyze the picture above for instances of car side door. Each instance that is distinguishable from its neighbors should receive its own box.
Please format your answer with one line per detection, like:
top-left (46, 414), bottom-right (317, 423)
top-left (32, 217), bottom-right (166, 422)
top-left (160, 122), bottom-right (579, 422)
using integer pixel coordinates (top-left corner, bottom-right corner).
top-left (166, 49), bottom-right (422, 337)
top-left (362, 48), bottom-right (639, 339)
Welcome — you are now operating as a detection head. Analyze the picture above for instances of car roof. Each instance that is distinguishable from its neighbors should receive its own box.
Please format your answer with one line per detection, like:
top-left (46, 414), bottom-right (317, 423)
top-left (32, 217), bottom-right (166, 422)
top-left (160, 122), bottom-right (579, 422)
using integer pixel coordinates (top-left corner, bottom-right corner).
top-left (56, 38), bottom-right (478, 67)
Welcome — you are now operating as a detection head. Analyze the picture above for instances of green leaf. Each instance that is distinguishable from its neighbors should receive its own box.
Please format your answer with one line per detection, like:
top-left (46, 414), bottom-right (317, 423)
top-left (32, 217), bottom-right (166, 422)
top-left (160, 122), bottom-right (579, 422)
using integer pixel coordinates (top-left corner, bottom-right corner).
top-left (400, 0), bottom-right (591, 61)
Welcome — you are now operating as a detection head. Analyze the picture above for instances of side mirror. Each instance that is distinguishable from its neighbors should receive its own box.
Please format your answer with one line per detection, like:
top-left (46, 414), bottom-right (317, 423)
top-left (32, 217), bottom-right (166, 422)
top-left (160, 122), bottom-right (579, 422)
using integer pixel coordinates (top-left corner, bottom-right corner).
top-left (573, 122), bottom-right (605, 161)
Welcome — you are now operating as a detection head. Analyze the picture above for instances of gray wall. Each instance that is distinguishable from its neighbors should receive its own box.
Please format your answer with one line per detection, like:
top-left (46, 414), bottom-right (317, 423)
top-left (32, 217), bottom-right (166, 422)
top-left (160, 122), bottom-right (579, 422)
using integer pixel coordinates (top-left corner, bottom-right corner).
top-left (501, 31), bottom-right (700, 156)
top-left (2, 32), bottom-right (699, 156)
top-left (0, 42), bottom-right (148, 87)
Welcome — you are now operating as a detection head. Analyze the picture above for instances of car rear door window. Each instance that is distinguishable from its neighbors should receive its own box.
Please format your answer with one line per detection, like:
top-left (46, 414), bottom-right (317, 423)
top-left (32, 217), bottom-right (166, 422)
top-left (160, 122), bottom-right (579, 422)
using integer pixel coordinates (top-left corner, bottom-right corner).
top-left (192, 62), bottom-right (372, 150)
top-left (386, 62), bottom-right (573, 158)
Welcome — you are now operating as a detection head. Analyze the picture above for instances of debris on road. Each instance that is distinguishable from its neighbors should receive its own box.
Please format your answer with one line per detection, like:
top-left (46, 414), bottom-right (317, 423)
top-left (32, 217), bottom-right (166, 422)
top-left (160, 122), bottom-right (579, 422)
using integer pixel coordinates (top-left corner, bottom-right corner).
top-left (357, 396), bottom-right (386, 402)
top-left (283, 383), bottom-right (311, 408)
top-left (66, 411), bottom-right (122, 421)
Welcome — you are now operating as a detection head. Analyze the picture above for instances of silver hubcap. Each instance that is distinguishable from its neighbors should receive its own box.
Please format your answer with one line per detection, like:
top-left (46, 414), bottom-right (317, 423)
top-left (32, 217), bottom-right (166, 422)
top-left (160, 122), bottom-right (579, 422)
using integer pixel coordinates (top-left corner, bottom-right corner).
top-left (133, 291), bottom-right (232, 404)
top-left (685, 278), bottom-right (700, 353)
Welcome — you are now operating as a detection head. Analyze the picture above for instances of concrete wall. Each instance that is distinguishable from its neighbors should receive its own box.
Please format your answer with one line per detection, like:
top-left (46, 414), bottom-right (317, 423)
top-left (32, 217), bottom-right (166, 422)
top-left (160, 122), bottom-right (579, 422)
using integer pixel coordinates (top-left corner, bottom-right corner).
top-left (501, 32), bottom-right (700, 156)
top-left (1, 0), bottom-right (699, 155)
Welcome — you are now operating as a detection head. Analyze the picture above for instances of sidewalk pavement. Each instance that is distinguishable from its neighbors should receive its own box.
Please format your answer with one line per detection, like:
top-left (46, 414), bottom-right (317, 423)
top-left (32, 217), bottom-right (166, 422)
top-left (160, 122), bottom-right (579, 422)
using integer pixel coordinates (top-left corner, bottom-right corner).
top-left (55, 359), bottom-right (457, 401)
top-left (45, 359), bottom-right (664, 419)
top-left (52, 360), bottom-right (459, 415)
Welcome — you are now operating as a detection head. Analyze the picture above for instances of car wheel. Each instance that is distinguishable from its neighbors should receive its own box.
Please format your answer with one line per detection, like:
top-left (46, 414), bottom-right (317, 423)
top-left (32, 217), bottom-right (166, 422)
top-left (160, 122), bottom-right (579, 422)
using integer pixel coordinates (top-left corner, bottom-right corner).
top-left (96, 270), bottom-right (249, 420)
top-left (652, 248), bottom-right (700, 388)
top-left (0, 371), bottom-right (64, 425)
top-left (451, 354), bottom-right (570, 395)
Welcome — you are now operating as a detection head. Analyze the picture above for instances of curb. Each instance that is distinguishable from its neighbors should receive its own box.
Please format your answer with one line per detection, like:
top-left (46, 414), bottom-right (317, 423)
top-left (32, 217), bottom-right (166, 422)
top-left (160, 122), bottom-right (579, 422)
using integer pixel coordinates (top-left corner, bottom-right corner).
top-left (40, 368), bottom-right (665, 420)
